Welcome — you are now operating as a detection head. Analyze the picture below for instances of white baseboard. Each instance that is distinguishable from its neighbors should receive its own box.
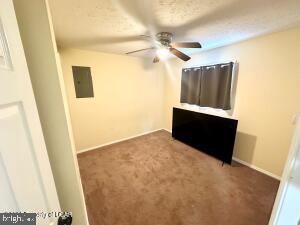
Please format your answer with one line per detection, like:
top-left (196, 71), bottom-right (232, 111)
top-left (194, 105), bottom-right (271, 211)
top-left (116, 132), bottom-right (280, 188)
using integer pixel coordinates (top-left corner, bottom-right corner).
top-left (77, 128), bottom-right (281, 181)
top-left (77, 128), bottom-right (165, 154)
top-left (232, 157), bottom-right (281, 180)
top-left (162, 128), bottom-right (172, 133)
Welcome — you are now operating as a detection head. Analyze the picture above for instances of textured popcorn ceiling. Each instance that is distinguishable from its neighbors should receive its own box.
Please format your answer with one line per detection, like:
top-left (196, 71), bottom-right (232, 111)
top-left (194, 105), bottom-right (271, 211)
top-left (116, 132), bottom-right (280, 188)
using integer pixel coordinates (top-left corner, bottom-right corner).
top-left (49, 0), bottom-right (300, 57)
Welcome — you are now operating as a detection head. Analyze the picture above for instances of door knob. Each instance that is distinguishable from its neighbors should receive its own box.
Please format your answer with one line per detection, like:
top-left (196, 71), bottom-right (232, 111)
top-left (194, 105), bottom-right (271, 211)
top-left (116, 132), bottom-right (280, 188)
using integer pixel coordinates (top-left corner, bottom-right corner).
top-left (58, 214), bottom-right (72, 225)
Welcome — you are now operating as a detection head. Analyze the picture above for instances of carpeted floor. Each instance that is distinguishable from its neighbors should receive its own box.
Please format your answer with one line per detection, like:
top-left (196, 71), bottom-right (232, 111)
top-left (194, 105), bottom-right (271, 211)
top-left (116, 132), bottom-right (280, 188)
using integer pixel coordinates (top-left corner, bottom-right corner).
top-left (78, 130), bottom-right (279, 225)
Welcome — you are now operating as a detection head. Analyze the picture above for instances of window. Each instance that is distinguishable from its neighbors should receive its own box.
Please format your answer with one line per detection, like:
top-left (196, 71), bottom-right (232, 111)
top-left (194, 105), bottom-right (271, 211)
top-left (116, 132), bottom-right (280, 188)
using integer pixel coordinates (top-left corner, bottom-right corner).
top-left (180, 62), bottom-right (234, 110)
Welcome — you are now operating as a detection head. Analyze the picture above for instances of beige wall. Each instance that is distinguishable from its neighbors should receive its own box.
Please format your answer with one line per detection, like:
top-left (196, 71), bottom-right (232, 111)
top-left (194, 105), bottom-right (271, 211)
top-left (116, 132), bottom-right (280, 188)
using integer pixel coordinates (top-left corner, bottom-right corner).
top-left (13, 1), bottom-right (89, 225)
top-left (162, 26), bottom-right (300, 177)
top-left (59, 49), bottom-right (164, 151)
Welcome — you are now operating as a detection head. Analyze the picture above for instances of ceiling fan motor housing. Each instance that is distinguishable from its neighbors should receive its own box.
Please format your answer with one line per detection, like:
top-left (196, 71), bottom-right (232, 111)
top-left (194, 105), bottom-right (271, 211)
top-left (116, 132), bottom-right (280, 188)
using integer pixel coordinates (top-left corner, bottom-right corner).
top-left (156, 32), bottom-right (173, 47)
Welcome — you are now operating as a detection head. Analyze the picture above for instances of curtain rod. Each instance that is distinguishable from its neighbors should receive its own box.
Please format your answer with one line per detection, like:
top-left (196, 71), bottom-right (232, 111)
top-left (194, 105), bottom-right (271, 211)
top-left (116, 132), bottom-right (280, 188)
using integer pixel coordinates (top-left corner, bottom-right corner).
top-left (182, 60), bottom-right (238, 70)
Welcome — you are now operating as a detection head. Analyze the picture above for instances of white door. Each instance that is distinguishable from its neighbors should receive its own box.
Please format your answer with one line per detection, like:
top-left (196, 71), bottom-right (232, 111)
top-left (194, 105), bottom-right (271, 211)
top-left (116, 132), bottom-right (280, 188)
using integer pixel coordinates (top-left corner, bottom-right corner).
top-left (0, 0), bottom-right (60, 224)
top-left (269, 116), bottom-right (300, 225)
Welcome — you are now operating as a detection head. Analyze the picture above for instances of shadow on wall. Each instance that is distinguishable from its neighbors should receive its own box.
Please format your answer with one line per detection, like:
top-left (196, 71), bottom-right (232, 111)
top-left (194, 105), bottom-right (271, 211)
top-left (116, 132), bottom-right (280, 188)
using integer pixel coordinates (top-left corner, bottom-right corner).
top-left (233, 131), bottom-right (257, 164)
top-left (141, 57), bottom-right (157, 70)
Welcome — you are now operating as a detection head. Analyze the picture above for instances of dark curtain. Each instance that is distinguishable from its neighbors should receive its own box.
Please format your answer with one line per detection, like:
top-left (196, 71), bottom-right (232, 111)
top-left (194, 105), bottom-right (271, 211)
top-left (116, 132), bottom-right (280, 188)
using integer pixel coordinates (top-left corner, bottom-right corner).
top-left (180, 62), bottom-right (233, 110)
top-left (200, 62), bottom-right (233, 110)
top-left (180, 68), bottom-right (202, 105)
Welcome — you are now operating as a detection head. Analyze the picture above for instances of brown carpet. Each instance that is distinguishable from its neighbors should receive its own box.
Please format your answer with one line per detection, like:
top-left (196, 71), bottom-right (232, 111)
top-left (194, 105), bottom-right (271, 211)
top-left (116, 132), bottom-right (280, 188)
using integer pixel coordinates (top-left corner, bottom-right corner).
top-left (78, 130), bottom-right (279, 225)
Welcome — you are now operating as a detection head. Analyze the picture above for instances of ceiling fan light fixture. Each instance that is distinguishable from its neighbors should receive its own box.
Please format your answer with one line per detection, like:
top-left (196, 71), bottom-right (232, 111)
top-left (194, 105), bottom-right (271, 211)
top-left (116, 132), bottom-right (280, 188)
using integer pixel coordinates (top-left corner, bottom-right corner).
top-left (156, 47), bottom-right (169, 60)
top-left (125, 32), bottom-right (201, 63)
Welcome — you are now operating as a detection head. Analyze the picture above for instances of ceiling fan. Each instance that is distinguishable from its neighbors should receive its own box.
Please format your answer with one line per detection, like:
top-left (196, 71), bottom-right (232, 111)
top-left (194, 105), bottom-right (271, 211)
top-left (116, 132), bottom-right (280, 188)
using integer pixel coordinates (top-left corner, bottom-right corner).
top-left (125, 32), bottom-right (202, 63)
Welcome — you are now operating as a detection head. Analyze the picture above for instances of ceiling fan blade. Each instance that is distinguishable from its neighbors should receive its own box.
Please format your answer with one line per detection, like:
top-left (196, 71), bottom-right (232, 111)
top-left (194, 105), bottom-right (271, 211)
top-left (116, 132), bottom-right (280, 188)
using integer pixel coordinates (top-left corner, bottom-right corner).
top-left (126, 47), bottom-right (155, 55)
top-left (171, 42), bottom-right (202, 48)
top-left (153, 56), bottom-right (160, 63)
top-left (169, 48), bottom-right (191, 61)
top-left (139, 34), bottom-right (152, 39)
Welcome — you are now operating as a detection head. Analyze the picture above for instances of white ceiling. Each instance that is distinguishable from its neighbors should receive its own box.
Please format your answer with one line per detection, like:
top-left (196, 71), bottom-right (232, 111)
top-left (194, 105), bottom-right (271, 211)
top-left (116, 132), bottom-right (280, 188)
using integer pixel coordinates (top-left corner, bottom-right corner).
top-left (49, 0), bottom-right (300, 57)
